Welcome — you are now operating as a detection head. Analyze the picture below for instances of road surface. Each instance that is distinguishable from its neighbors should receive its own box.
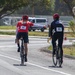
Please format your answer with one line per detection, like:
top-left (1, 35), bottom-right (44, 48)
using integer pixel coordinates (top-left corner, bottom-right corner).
top-left (0, 35), bottom-right (75, 75)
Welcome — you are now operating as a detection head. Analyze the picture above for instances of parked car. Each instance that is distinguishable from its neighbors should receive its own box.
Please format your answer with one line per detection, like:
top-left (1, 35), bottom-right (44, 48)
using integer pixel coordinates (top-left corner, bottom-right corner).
top-left (28, 17), bottom-right (48, 32)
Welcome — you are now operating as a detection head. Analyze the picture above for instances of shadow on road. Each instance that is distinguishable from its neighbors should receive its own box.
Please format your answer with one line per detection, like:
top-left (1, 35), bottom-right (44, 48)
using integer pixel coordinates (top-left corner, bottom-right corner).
top-left (13, 64), bottom-right (27, 66)
top-left (48, 65), bottom-right (62, 68)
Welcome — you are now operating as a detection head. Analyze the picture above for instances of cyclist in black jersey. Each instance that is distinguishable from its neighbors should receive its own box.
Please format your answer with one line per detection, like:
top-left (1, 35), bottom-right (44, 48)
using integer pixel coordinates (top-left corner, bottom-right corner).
top-left (49, 13), bottom-right (64, 63)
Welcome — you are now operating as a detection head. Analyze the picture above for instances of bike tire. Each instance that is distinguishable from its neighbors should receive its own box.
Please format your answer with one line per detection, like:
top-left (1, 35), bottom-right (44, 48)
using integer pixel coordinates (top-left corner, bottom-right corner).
top-left (21, 55), bottom-right (24, 65)
top-left (58, 47), bottom-right (62, 67)
top-left (20, 45), bottom-right (24, 65)
top-left (52, 52), bottom-right (57, 66)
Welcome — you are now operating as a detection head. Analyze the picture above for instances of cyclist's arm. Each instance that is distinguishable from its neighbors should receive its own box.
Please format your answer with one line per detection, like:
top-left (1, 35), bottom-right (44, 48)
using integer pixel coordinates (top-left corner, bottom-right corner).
top-left (48, 25), bottom-right (52, 43)
top-left (15, 23), bottom-right (19, 43)
top-left (15, 21), bottom-right (20, 38)
top-left (63, 25), bottom-right (67, 40)
top-left (16, 22), bottom-right (19, 35)
top-left (49, 25), bottom-right (51, 37)
top-left (16, 27), bottom-right (18, 35)
top-left (49, 24), bottom-right (52, 38)
top-left (27, 21), bottom-right (34, 27)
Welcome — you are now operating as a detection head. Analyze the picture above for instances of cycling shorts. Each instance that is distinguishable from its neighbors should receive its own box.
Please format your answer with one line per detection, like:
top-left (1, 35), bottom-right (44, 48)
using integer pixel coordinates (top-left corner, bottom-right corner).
top-left (16, 32), bottom-right (28, 43)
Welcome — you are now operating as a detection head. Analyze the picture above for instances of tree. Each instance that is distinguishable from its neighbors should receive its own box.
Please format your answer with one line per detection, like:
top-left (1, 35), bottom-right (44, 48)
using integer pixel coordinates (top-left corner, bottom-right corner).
top-left (63, 0), bottom-right (75, 37)
top-left (0, 0), bottom-right (30, 19)
top-left (16, 0), bottom-right (54, 15)
top-left (54, 0), bottom-right (72, 15)
top-left (0, 0), bottom-right (51, 19)
top-left (27, 0), bottom-right (51, 16)
top-left (62, 0), bottom-right (75, 17)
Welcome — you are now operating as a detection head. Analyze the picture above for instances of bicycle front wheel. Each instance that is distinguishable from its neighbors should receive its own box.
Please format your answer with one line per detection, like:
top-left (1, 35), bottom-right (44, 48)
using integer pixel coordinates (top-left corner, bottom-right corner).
top-left (58, 48), bottom-right (62, 67)
top-left (52, 53), bottom-right (57, 66)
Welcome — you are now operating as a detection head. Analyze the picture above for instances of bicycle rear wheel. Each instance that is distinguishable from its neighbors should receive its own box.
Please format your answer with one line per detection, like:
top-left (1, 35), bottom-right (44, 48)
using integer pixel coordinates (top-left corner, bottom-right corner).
top-left (20, 45), bottom-right (24, 65)
top-left (58, 47), bottom-right (62, 67)
top-left (52, 52), bottom-right (57, 66)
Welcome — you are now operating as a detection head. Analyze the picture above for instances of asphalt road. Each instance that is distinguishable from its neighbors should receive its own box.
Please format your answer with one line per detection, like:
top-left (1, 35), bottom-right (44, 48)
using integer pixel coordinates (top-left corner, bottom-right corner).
top-left (0, 35), bottom-right (75, 75)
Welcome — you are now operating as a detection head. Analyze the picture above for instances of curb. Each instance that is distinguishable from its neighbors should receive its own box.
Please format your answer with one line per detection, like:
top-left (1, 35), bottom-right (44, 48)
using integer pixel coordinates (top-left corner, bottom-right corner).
top-left (41, 46), bottom-right (75, 59)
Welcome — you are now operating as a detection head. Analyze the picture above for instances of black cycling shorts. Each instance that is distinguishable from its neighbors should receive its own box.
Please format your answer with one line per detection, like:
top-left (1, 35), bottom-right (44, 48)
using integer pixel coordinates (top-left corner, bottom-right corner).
top-left (16, 32), bottom-right (28, 43)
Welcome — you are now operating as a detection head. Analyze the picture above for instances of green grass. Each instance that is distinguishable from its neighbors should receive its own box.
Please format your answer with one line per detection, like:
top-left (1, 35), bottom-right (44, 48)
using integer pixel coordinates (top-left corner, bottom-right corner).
top-left (0, 31), bottom-right (48, 36)
top-left (48, 45), bottom-right (75, 57)
top-left (0, 25), bottom-right (74, 36)
top-left (63, 46), bottom-right (75, 56)
top-left (0, 26), bottom-right (48, 36)
top-left (0, 31), bottom-right (15, 35)
top-left (0, 26), bottom-right (16, 30)
top-left (0, 25), bottom-right (73, 36)
top-left (29, 31), bottom-right (48, 36)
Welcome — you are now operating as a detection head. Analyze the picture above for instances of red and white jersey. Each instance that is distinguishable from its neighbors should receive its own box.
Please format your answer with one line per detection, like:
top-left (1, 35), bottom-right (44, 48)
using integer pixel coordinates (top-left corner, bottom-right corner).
top-left (16, 20), bottom-right (33, 33)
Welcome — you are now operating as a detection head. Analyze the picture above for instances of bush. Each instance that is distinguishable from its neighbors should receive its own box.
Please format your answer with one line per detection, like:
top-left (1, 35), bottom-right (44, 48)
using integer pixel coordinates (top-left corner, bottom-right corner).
top-left (69, 20), bottom-right (75, 37)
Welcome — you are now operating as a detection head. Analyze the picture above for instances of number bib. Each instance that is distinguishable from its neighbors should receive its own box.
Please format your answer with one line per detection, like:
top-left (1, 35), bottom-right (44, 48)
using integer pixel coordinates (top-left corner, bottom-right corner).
top-left (20, 26), bottom-right (26, 30)
top-left (56, 27), bottom-right (62, 32)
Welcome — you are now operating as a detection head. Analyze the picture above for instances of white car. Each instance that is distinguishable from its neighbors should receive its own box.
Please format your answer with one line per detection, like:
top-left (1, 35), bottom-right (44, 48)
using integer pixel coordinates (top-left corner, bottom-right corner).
top-left (28, 17), bottom-right (48, 32)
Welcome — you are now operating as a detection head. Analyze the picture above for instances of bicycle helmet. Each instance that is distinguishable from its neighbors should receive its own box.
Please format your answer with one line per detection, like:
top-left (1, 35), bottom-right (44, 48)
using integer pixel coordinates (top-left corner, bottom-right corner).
top-left (22, 15), bottom-right (28, 20)
top-left (53, 13), bottom-right (59, 20)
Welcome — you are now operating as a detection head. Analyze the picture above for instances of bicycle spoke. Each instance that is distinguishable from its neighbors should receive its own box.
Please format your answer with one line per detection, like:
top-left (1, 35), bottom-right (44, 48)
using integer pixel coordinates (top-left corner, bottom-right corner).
top-left (52, 53), bottom-right (57, 66)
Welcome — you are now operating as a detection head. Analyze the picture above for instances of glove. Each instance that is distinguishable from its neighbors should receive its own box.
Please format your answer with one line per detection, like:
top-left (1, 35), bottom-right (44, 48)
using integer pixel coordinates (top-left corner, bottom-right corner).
top-left (47, 37), bottom-right (51, 43)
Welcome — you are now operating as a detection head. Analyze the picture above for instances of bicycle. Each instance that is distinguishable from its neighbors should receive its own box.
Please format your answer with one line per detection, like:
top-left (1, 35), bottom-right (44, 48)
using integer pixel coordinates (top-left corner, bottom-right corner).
top-left (20, 37), bottom-right (25, 65)
top-left (52, 41), bottom-right (63, 67)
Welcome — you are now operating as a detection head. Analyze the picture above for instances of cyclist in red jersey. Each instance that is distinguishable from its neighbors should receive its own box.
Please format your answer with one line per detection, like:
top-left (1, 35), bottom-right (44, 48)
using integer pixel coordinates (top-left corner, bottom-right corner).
top-left (15, 15), bottom-right (33, 62)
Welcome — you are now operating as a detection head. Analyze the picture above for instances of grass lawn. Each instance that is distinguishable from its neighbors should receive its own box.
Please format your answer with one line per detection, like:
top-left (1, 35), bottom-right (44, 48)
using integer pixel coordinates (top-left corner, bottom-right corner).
top-left (0, 26), bottom-right (48, 36)
top-left (63, 45), bottom-right (75, 56)
top-left (0, 26), bottom-right (16, 30)
top-left (48, 45), bottom-right (75, 57)
top-left (0, 25), bottom-right (74, 37)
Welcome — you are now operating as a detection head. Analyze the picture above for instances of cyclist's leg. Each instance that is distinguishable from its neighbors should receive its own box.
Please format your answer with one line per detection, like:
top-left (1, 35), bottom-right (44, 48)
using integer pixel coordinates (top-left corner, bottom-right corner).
top-left (17, 40), bottom-right (20, 52)
top-left (23, 33), bottom-right (28, 62)
top-left (52, 36), bottom-right (57, 55)
top-left (16, 32), bottom-right (21, 52)
top-left (58, 38), bottom-right (63, 63)
top-left (24, 43), bottom-right (28, 62)
top-left (24, 43), bottom-right (28, 54)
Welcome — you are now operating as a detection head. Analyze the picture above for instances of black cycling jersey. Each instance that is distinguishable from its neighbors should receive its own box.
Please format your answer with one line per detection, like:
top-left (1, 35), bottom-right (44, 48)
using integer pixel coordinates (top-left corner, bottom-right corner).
top-left (49, 19), bottom-right (64, 38)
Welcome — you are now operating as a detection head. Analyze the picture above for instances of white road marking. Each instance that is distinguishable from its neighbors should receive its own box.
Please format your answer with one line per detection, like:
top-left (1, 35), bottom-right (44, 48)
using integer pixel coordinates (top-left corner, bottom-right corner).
top-left (0, 58), bottom-right (28, 75)
top-left (0, 45), bottom-right (16, 48)
top-left (0, 54), bottom-right (71, 75)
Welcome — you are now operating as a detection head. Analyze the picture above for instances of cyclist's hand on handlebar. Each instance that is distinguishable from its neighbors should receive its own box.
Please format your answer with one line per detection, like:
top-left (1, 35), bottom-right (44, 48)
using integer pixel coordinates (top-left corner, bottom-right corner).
top-left (47, 37), bottom-right (51, 43)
